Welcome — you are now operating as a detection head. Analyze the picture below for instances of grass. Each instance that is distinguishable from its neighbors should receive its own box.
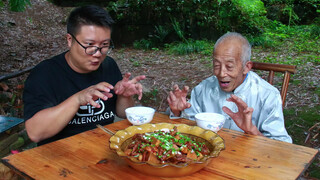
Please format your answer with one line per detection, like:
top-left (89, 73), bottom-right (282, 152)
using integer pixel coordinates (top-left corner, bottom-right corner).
top-left (133, 39), bottom-right (155, 50)
top-left (165, 40), bottom-right (214, 55)
top-left (251, 25), bottom-right (320, 65)
top-left (284, 106), bottom-right (320, 178)
top-left (285, 106), bottom-right (320, 144)
top-left (140, 88), bottom-right (160, 106)
top-left (132, 23), bottom-right (320, 66)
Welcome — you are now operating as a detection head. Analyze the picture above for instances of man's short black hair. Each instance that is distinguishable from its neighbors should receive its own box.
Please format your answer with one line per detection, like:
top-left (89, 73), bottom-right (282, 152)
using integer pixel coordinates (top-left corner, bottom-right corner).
top-left (67, 5), bottom-right (114, 36)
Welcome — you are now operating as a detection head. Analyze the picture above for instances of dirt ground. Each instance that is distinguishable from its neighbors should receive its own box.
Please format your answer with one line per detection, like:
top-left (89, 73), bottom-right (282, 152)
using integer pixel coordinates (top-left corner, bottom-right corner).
top-left (0, 0), bottom-right (319, 178)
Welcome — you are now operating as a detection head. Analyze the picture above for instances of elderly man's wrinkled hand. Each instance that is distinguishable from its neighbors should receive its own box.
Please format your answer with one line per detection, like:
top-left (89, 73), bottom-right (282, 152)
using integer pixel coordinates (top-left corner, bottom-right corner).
top-left (114, 73), bottom-right (146, 100)
top-left (76, 82), bottom-right (114, 108)
top-left (167, 84), bottom-right (191, 116)
top-left (222, 94), bottom-right (257, 134)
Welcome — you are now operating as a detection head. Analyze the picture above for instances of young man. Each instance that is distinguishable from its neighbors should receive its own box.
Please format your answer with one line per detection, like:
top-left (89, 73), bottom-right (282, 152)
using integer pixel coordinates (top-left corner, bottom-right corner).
top-left (23, 5), bottom-right (145, 145)
top-left (167, 32), bottom-right (292, 143)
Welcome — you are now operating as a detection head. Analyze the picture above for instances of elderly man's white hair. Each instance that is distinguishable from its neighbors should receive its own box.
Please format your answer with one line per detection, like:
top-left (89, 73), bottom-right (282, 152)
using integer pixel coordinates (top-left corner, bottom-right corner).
top-left (213, 32), bottom-right (251, 66)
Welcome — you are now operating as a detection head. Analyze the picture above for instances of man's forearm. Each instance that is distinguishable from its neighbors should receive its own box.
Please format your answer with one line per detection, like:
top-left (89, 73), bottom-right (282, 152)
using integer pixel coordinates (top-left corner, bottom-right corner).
top-left (116, 95), bottom-right (134, 119)
top-left (25, 95), bottom-right (80, 143)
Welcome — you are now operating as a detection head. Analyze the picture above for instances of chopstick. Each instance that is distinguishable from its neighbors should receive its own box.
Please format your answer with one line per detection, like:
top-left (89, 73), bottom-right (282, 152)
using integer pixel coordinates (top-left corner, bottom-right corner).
top-left (96, 124), bottom-right (115, 136)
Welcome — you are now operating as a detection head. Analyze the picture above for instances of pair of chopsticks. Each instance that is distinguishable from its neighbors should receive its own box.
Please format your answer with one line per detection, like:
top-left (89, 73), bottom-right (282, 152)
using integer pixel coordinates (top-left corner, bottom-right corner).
top-left (96, 124), bottom-right (115, 136)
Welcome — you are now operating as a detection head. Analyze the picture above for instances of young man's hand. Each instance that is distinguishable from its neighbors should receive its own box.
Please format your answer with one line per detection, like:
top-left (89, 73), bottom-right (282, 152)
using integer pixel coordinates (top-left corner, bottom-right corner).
top-left (114, 72), bottom-right (146, 100)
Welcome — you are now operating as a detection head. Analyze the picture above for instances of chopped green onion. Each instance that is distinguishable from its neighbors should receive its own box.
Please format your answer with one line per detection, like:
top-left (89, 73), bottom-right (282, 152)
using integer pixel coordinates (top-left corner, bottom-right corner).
top-left (196, 151), bottom-right (200, 156)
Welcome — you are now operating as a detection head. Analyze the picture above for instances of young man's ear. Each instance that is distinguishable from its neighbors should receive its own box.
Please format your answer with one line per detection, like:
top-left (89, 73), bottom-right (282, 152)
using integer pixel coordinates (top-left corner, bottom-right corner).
top-left (66, 34), bottom-right (72, 48)
top-left (243, 61), bottom-right (253, 74)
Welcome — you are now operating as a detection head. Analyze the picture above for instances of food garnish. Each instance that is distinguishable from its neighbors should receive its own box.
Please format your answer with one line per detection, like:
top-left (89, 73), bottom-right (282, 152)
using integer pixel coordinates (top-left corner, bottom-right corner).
top-left (124, 126), bottom-right (210, 164)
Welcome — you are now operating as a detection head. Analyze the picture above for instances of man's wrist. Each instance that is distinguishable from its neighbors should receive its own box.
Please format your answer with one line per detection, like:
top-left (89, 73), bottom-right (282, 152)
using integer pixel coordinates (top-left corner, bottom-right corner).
top-left (117, 95), bottom-right (134, 108)
top-left (118, 94), bottom-right (134, 101)
top-left (244, 126), bottom-right (263, 136)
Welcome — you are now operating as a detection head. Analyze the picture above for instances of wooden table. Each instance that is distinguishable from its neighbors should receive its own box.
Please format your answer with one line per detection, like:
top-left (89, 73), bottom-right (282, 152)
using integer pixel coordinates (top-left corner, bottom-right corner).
top-left (2, 113), bottom-right (319, 179)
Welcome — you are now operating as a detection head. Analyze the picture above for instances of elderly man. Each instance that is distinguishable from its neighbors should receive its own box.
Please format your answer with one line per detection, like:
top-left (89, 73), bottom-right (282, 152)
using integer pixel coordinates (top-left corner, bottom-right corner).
top-left (23, 5), bottom-right (145, 145)
top-left (167, 32), bottom-right (292, 143)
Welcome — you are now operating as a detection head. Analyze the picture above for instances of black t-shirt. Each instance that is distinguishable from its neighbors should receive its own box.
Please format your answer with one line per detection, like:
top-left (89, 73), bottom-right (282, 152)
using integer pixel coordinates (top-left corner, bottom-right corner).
top-left (23, 51), bottom-right (122, 145)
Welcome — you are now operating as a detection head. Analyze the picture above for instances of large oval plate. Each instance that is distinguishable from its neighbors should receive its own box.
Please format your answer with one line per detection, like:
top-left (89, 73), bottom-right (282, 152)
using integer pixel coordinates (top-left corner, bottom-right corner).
top-left (109, 123), bottom-right (225, 177)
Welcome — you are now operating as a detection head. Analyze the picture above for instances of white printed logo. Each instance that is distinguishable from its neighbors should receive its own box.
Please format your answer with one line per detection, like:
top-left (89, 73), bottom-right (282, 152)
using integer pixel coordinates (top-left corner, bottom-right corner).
top-left (76, 99), bottom-right (105, 117)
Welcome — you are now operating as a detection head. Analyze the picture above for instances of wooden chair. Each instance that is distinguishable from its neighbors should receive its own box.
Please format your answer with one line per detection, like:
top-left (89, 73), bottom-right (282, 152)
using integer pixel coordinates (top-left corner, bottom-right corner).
top-left (251, 61), bottom-right (297, 108)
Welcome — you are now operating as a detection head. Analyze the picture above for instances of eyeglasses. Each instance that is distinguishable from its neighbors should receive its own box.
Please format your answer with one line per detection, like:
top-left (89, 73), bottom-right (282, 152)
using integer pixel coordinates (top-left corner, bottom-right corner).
top-left (70, 34), bottom-right (114, 55)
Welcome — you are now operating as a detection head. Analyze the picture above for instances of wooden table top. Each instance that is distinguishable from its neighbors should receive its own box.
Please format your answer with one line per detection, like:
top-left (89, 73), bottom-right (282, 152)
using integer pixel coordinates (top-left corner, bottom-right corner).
top-left (2, 113), bottom-right (319, 180)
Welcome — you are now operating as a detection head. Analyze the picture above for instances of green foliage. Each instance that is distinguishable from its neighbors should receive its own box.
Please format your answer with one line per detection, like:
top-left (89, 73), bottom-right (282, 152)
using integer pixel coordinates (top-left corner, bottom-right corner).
top-left (247, 21), bottom-right (292, 48)
top-left (123, 0), bottom-right (319, 66)
top-left (5, 0), bottom-right (31, 12)
top-left (310, 24), bottom-right (320, 38)
top-left (133, 39), bottom-right (155, 50)
top-left (141, 88), bottom-right (159, 105)
top-left (294, 0), bottom-right (320, 6)
top-left (171, 18), bottom-right (187, 42)
top-left (200, 42), bottom-right (215, 56)
top-left (132, 24), bottom-right (170, 50)
top-left (107, 0), bottom-right (270, 41)
top-left (247, 33), bottom-right (275, 48)
top-left (283, 4), bottom-right (300, 26)
top-left (250, 21), bottom-right (320, 65)
top-left (232, 0), bottom-right (268, 33)
top-left (166, 40), bottom-right (213, 55)
top-left (154, 25), bottom-right (169, 43)
top-left (264, 0), bottom-right (319, 25)
top-left (0, 0), bottom-right (31, 11)
top-left (129, 58), bottom-right (141, 67)
top-left (161, 20), bottom-right (319, 65)
top-left (315, 87), bottom-right (320, 97)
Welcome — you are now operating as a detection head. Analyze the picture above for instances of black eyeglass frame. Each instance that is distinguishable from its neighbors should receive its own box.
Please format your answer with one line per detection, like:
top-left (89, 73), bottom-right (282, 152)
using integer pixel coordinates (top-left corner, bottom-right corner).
top-left (70, 34), bottom-right (114, 55)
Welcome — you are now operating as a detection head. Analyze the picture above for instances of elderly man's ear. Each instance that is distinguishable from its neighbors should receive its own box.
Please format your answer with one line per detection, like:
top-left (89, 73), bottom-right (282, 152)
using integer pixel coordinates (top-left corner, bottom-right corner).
top-left (244, 61), bottom-right (253, 74)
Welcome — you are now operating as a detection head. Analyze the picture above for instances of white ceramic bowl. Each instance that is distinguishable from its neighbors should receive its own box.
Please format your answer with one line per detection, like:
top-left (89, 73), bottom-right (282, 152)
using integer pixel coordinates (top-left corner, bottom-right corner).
top-left (195, 112), bottom-right (226, 132)
top-left (125, 106), bottom-right (156, 125)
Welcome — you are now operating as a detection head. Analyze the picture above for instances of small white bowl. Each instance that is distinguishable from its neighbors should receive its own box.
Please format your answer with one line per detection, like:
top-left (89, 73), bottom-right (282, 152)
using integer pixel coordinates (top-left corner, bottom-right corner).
top-left (195, 112), bottom-right (226, 132)
top-left (125, 106), bottom-right (156, 125)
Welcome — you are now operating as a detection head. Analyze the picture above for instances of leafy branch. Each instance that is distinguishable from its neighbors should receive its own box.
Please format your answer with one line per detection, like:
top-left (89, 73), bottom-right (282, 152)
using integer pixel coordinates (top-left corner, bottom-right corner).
top-left (0, 0), bottom-right (31, 12)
